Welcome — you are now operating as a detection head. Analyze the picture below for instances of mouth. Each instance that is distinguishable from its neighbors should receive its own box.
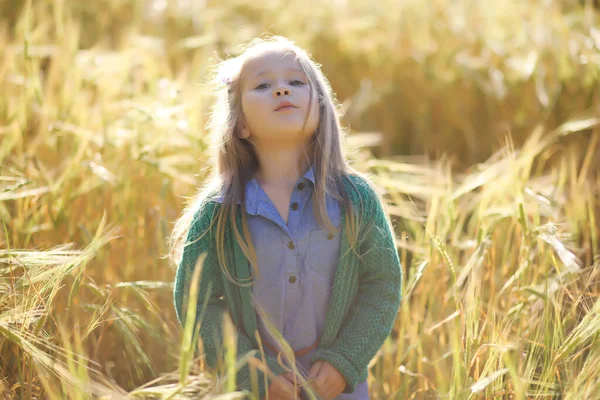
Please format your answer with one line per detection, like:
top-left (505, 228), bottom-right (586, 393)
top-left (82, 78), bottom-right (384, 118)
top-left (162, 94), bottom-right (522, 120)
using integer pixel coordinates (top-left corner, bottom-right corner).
top-left (276, 106), bottom-right (297, 111)
top-left (275, 102), bottom-right (298, 111)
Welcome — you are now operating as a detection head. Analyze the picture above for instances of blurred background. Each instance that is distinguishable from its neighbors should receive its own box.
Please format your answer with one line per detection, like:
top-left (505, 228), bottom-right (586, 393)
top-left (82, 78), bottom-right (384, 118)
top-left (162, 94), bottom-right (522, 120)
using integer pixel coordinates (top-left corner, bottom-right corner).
top-left (1, 0), bottom-right (599, 398)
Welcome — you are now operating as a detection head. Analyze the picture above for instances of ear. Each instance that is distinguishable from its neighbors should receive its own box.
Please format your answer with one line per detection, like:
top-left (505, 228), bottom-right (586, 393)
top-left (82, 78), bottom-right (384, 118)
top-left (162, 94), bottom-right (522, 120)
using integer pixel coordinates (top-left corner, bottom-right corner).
top-left (239, 124), bottom-right (250, 139)
top-left (238, 116), bottom-right (251, 139)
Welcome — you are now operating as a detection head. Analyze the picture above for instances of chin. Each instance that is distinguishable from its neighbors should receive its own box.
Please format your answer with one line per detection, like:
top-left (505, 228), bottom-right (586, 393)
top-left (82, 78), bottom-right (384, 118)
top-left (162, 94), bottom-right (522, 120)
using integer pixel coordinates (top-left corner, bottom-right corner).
top-left (270, 124), bottom-right (307, 134)
top-left (267, 128), bottom-right (313, 142)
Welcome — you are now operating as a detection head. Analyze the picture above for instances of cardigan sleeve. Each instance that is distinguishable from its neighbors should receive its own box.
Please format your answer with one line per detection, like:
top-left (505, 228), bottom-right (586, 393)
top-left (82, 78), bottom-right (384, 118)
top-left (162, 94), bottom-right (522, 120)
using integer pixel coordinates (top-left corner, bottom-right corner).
top-left (173, 200), bottom-right (286, 398)
top-left (310, 184), bottom-right (403, 393)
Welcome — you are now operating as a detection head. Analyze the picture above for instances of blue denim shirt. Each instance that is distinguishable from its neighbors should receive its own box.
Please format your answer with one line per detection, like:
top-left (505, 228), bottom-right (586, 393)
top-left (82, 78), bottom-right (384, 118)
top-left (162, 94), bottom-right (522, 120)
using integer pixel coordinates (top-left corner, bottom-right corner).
top-left (215, 166), bottom-right (368, 399)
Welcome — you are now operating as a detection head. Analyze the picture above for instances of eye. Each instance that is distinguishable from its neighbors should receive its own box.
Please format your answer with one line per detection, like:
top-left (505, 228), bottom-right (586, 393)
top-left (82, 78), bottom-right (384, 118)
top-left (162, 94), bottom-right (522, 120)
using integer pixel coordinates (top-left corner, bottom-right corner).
top-left (291, 80), bottom-right (305, 86)
top-left (255, 83), bottom-right (269, 90)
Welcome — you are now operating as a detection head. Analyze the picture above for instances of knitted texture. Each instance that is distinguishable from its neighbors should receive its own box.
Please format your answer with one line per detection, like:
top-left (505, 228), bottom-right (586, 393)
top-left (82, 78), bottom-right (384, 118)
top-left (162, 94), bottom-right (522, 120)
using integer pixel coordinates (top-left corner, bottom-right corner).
top-left (173, 174), bottom-right (403, 398)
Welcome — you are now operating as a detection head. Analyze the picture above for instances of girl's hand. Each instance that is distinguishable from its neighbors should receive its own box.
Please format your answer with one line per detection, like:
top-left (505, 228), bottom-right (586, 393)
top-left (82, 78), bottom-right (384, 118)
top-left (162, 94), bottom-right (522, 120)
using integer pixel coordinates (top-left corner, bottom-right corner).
top-left (306, 360), bottom-right (347, 399)
top-left (263, 371), bottom-right (301, 400)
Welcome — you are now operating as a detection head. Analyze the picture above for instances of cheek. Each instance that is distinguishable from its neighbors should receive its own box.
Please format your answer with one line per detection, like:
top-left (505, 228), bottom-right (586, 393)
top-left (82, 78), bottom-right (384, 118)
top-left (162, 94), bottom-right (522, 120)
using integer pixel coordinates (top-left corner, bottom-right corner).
top-left (301, 99), bottom-right (320, 135)
top-left (308, 94), bottom-right (320, 122)
top-left (241, 94), bottom-right (267, 121)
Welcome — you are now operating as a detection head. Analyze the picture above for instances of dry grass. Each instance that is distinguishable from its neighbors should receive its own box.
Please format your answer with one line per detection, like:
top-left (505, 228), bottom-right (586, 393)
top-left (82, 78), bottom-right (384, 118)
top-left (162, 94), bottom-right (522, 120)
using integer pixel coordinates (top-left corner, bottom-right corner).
top-left (1, 0), bottom-right (600, 398)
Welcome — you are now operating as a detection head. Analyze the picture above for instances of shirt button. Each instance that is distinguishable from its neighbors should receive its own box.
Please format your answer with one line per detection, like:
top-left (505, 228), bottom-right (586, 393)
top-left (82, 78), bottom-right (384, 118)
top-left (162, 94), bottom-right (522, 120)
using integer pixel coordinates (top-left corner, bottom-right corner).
top-left (288, 276), bottom-right (297, 284)
top-left (287, 241), bottom-right (295, 250)
top-left (327, 233), bottom-right (334, 240)
top-left (291, 202), bottom-right (299, 210)
top-left (297, 182), bottom-right (304, 190)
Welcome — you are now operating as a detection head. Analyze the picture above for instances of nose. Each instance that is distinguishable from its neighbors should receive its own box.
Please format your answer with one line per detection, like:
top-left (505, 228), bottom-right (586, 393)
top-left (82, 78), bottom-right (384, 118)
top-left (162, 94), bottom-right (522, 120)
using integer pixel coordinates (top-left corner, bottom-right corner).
top-left (273, 85), bottom-right (291, 97)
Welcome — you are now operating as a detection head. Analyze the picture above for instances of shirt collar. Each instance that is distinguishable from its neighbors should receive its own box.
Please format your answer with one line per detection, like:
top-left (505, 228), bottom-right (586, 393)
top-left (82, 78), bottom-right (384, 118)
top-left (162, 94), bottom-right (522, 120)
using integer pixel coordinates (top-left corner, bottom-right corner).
top-left (213, 165), bottom-right (316, 213)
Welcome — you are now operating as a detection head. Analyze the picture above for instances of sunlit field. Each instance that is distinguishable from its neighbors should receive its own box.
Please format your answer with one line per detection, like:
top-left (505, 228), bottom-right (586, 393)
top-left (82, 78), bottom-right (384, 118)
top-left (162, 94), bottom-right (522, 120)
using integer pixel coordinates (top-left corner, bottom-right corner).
top-left (1, 0), bottom-right (600, 398)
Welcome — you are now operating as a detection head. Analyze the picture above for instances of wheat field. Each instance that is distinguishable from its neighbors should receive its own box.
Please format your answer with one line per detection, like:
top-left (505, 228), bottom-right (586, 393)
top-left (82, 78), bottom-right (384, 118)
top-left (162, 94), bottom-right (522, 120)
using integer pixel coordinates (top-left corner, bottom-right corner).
top-left (1, 0), bottom-right (600, 399)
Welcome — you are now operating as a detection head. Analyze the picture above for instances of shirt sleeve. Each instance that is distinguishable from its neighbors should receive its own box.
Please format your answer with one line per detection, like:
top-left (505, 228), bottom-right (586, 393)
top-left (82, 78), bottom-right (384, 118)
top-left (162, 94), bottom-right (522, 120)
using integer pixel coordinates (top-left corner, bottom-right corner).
top-left (173, 200), bottom-right (287, 398)
top-left (310, 184), bottom-right (403, 393)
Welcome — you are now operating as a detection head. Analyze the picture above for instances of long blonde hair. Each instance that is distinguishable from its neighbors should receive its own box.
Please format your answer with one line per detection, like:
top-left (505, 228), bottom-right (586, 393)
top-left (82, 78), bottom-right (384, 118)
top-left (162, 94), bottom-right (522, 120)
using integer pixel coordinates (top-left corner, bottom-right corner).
top-left (168, 34), bottom-right (373, 286)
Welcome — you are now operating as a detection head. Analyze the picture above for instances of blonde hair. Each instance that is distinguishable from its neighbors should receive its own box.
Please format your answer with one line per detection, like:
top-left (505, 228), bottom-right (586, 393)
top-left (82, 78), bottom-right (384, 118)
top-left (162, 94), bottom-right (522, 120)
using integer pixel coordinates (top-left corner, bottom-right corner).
top-left (168, 34), bottom-right (373, 286)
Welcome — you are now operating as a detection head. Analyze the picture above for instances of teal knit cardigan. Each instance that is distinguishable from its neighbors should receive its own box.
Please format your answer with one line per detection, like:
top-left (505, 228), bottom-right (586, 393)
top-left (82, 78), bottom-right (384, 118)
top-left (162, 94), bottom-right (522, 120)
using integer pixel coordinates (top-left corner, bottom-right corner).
top-left (173, 174), bottom-right (402, 398)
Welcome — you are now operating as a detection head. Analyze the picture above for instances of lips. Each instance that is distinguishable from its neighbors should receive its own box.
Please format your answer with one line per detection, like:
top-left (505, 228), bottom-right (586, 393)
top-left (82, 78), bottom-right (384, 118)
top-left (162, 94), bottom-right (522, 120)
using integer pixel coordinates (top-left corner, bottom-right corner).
top-left (275, 101), bottom-right (297, 111)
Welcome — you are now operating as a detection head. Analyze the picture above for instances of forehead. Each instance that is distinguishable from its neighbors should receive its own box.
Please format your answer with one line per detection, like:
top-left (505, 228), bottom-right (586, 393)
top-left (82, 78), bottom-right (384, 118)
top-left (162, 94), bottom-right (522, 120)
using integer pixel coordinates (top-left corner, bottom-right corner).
top-left (242, 48), bottom-right (303, 78)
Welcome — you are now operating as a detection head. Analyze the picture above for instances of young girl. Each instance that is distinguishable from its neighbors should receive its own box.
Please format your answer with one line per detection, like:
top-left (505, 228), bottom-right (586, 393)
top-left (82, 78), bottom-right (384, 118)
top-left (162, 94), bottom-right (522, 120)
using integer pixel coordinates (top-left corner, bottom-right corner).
top-left (171, 35), bottom-right (402, 400)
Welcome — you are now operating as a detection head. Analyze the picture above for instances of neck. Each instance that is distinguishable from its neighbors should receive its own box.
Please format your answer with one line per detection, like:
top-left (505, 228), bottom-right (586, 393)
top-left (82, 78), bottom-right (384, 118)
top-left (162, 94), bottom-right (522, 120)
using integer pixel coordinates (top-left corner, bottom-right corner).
top-left (252, 142), bottom-right (313, 189)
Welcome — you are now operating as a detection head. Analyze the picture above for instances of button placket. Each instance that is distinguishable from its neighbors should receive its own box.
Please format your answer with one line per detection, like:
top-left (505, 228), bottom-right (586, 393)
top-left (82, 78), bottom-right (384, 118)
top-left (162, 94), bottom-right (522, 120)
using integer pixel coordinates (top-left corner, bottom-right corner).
top-left (285, 187), bottom-right (303, 288)
top-left (287, 188), bottom-right (303, 231)
top-left (286, 238), bottom-right (299, 283)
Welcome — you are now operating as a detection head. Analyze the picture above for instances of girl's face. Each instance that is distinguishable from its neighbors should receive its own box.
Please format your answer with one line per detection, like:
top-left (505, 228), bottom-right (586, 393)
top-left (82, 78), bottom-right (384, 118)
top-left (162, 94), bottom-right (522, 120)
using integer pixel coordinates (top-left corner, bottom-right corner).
top-left (239, 49), bottom-right (320, 146)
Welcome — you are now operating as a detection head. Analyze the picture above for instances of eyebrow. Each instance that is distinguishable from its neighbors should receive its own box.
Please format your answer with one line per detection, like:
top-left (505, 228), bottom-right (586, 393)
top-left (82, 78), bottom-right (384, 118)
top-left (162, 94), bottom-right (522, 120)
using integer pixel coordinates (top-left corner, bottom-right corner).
top-left (253, 67), bottom-right (305, 78)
